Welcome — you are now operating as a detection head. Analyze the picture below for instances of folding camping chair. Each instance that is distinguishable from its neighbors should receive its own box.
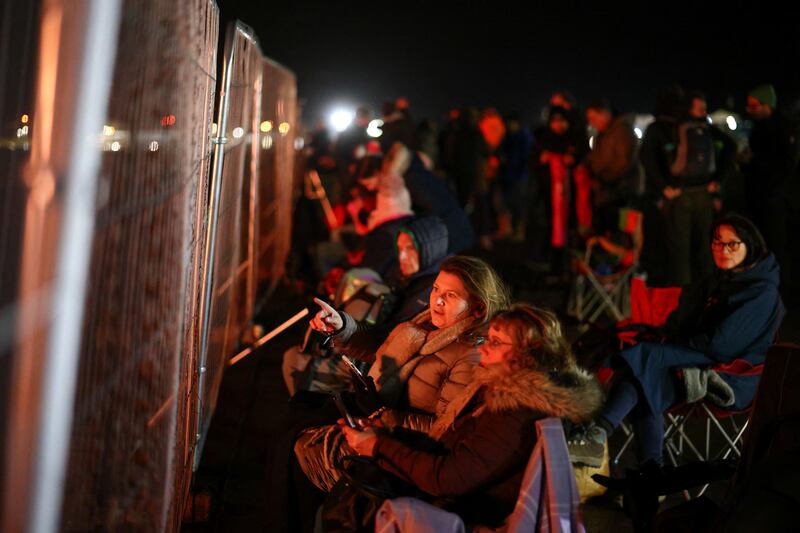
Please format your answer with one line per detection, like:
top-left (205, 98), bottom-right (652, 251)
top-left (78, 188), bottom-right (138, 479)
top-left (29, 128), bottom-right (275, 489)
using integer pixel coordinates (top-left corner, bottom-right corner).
top-left (610, 277), bottom-right (683, 465)
top-left (660, 361), bottom-right (763, 499)
top-left (608, 279), bottom-right (772, 501)
top-left (568, 208), bottom-right (644, 327)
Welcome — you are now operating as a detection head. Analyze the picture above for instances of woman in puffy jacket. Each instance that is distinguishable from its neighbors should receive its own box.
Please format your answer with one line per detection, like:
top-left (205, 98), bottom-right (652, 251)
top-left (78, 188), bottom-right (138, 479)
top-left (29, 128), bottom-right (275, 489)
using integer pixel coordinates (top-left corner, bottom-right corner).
top-left (294, 255), bottom-right (510, 492)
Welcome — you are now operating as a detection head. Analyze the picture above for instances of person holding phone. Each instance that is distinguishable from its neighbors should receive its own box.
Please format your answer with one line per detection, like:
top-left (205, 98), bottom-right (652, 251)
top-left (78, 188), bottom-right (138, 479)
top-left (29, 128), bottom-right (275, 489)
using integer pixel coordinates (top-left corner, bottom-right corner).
top-left (337, 304), bottom-right (603, 528)
top-left (294, 255), bottom-right (510, 493)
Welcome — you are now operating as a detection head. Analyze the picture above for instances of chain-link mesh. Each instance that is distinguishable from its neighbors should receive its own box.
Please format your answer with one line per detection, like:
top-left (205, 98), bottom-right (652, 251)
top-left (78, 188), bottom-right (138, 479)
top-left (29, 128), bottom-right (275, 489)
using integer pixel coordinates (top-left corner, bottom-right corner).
top-left (256, 59), bottom-right (297, 305)
top-left (54, 0), bottom-right (219, 530)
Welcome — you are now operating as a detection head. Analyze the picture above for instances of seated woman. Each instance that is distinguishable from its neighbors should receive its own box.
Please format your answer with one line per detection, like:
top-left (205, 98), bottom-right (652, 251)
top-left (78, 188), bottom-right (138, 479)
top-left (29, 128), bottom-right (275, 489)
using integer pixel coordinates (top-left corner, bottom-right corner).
top-left (282, 215), bottom-right (450, 396)
top-left (294, 256), bottom-right (510, 492)
top-left (569, 213), bottom-right (784, 468)
top-left (339, 304), bottom-right (603, 527)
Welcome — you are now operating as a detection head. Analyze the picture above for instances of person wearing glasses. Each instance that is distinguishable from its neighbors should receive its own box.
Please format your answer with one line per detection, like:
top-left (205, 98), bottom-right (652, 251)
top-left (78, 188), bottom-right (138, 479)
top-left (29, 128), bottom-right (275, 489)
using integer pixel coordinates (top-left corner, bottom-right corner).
top-left (568, 213), bottom-right (784, 468)
top-left (338, 304), bottom-right (602, 528)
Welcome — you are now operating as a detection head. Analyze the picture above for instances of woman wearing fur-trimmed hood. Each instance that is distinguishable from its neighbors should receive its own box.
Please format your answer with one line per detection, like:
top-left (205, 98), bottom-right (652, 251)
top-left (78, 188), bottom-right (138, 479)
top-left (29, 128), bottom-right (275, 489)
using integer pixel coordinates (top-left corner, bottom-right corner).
top-left (342, 303), bottom-right (604, 527)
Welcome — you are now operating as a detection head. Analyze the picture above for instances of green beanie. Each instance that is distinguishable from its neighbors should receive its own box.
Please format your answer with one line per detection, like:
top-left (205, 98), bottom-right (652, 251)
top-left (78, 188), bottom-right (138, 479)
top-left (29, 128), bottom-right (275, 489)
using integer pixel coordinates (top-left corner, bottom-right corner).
top-left (748, 84), bottom-right (777, 108)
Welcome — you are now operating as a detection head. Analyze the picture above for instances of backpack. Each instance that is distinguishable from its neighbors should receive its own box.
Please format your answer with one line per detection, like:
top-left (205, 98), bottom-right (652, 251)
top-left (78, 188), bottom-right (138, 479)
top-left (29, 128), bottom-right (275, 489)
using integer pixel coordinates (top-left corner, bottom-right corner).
top-left (670, 120), bottom-right (716, 181)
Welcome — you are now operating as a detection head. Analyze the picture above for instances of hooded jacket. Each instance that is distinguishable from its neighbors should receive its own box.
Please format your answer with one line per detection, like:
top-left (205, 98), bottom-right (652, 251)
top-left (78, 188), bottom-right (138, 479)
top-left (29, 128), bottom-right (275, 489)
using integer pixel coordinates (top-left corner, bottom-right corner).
top-left (373, 363), bottom-right (603, 526)
top-left (622, 253), bottom-right (784, 413)
top-left (335, 216), bottom-right (450, 363)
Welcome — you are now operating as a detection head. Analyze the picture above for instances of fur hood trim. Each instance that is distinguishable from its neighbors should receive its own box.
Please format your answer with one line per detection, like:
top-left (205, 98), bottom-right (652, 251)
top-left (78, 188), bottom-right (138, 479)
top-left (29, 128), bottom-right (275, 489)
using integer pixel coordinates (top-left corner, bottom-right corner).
top-left (429, 364), bottom-right (604, 440)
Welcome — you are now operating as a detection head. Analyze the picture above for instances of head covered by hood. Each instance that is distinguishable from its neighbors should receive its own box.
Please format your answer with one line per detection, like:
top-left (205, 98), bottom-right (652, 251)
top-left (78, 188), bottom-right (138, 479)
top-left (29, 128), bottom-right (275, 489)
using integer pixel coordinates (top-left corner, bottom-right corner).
top-left (397, 216), bottom-right (450, 279)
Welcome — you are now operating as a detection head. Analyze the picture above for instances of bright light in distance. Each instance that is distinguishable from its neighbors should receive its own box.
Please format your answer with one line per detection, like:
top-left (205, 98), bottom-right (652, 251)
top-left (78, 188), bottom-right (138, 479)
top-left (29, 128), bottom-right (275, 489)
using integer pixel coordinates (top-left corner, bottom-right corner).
top-left (21, 114), bottom-right (29, 124)
top-left (589, 136), bottom-right (595, 149)
top-left (330, 109), bottom-right (354, 132)
top-left (111, 141), bottom-right (121, 152)
top-left (706, 116), bottom-right (713, 124)
top-left (149, 141), bottom-right (159, 152)
top-left (232, 127), bottom-right (244, 139)
top-left (634, 127), bottom-right (643, 139)
top-left (211, 123), bottom-right (218, 135)
top-left (278, 122), bottom-right (291, 135)
top-left (294, 137), bottom-right (305, 150)
top-left (726, 116), bottom-right (737, 131)
top-left (103, 124), bottom-right (115, 136)
top-left (260, 120), bottom-right (273, 133)
top-left (367, 119), bottom-right (383, 138)
top-left (261, 135), bottom-right (273, 150)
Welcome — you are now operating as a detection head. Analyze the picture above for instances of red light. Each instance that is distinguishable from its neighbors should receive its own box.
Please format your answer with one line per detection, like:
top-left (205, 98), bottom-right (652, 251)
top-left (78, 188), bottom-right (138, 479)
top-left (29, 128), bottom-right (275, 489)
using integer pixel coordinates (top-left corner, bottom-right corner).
top-left (160, 114), bottom-right (176, 127)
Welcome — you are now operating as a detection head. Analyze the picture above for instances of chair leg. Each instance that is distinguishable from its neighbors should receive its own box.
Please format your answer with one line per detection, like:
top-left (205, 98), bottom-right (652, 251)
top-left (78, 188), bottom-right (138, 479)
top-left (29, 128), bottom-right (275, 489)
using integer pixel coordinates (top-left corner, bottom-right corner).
top-left (613, 421), bottom-right (635, 465)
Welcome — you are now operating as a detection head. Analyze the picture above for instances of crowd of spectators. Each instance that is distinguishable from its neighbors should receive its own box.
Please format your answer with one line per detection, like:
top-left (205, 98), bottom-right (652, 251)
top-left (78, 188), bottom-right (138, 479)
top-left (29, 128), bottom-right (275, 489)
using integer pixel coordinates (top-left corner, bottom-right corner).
top-left (278, 86), bottom-right (796, 532)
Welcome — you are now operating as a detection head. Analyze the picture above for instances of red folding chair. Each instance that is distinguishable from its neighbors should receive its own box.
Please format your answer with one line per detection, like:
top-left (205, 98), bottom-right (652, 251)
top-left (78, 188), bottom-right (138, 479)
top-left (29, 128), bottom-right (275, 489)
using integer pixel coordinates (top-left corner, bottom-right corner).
top-left (609, 277), bottom-right (682, 464)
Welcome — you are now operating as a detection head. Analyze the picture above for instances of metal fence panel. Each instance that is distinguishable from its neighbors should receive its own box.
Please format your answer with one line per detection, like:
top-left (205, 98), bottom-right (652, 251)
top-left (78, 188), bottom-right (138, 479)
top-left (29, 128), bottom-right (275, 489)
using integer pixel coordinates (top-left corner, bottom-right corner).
top-left (195, 22), bottom-right (262, 460)
top-left (256, 59), bottom-right (297, 306)
top-left (47, 0), bottom-right (219, 530)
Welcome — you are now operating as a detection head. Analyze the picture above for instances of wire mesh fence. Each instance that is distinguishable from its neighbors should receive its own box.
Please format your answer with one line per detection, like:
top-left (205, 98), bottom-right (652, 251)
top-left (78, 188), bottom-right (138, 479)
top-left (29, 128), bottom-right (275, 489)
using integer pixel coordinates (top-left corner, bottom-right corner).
top-left (256, 59), bottom-right (298, 307)
top-left (195, 22), bottom-right (262, 461)
top-left (1, 2), bottom-right (299, 531)
top-left (56, 0), bottom-right (219, 530)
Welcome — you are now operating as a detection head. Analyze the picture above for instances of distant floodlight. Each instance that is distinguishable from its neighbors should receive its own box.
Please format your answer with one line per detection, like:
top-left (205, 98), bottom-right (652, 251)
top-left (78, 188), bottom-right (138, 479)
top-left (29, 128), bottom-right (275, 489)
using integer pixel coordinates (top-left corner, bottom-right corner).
top-left (634, 127), bottom-right (643, 139)
top-left (261, 135), bottom-right (273, 150)
top-left (21, 114), bottom-right (29, 124)
top-left (706, 115), bottom-right (713, 124)
top-left (278, 122), bottom-right (291, 135)
top-left (103, 124), bottom-right (115, 136)
top-left (111, 141), bottom-right (121, 152)
top-left (149, 141), bottom-right (159, 152)
top-left (294, 137), bottom-right (305, 150)
top-left (330, 109), bottom-right (354, 133)
top-left (589, 136), bottom-right (595, 149)
top-left (367, 119), bottom-right (384, 138)
top-left (260, 120), bottom-right (273, 133)
top-left (232, 127), bottom-right (244, 139)
top-left (726, 116), bottom-right (737, 131)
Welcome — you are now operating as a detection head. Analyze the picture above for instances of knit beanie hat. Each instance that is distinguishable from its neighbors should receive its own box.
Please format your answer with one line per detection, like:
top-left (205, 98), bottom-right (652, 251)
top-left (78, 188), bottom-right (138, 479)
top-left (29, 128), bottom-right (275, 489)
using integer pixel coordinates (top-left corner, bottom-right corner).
top-left (748, 84), bottom-right (777, 108)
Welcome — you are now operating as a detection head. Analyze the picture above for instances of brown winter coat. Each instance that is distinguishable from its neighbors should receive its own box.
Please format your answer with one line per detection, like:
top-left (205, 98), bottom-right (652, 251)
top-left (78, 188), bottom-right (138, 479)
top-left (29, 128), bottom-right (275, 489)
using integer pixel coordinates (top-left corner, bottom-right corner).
top-left (373, 363), bottom-right (604, 526)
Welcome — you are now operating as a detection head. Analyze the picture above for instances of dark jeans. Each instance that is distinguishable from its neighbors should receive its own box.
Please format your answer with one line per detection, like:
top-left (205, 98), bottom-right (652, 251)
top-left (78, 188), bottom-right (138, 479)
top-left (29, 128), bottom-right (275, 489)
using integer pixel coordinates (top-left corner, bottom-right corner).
top-left (600, 375), bottom-right (665, 465)
top-left (662, 188), bottom-right (714, 287)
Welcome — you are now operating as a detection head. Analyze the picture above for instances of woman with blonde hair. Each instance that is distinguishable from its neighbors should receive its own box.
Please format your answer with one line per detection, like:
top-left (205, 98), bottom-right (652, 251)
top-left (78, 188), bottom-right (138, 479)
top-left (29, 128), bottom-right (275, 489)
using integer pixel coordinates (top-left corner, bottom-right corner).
top-left (337, 303), bottom-right (603, 528)
top-left (294, 255), bottom-right (510, 493)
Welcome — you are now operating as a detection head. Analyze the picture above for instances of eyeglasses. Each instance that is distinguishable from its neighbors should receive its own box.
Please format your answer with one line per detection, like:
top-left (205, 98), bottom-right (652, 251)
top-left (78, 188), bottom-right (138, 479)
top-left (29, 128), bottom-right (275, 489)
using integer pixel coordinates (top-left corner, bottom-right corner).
top-left (711, 240), bottom-right (743, 253)
top-left (484, 337), bottom-right (514, 349)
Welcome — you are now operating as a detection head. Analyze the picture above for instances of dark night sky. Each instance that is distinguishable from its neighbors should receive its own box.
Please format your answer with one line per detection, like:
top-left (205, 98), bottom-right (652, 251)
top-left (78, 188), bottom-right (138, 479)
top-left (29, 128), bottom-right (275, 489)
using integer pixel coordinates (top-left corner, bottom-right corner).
top-left (216, 1), bottom-right (800, 128)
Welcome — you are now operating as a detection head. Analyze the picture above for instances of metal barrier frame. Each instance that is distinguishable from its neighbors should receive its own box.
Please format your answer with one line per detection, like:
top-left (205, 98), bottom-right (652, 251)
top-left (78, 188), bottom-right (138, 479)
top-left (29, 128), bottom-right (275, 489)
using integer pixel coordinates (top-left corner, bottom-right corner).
top-left (194, 20), bottom-right (262, 470)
